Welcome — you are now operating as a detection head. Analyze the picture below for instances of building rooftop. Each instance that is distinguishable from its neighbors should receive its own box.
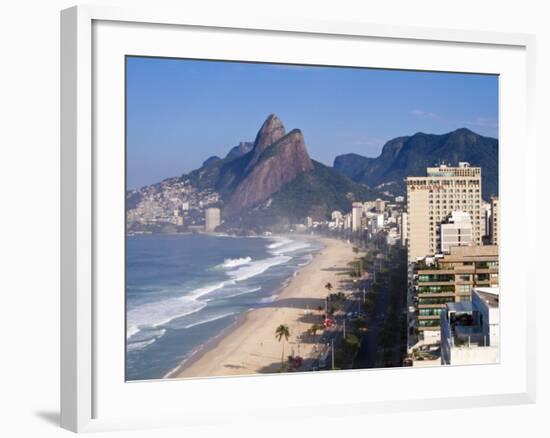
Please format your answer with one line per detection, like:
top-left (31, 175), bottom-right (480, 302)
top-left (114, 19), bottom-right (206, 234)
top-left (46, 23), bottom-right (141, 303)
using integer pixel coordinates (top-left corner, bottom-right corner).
top-left (446, 302), bottom-right (473, 313)
top-left (473, 287), bottom-right (500, 308)
top-left (449, 245), bottom-right (498, 257)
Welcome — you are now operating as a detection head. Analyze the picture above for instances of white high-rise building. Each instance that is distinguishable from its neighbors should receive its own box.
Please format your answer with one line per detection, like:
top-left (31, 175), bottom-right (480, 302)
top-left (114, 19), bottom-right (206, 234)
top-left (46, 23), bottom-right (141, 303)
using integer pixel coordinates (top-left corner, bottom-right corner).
top-left (375, 213), bottom-right (384, 229)
top-left (344, 213), bottom-right (352, 230)
top-left (406, 163), bottom-right (483, 261)
top-left (351, 202), bottom-right (363, 232)
top-left (440, 211), bottom-right (473, 253)
top-left (482, 201), bottom-right (491, 237)
top-left (375, 198), bottom-right (386, 213)
top-left (401, 212), bottom-right (408, 246)
top-left (205, 208), bottom-right (221, 232)
top-left (490, 196), bottom-right (499, 245)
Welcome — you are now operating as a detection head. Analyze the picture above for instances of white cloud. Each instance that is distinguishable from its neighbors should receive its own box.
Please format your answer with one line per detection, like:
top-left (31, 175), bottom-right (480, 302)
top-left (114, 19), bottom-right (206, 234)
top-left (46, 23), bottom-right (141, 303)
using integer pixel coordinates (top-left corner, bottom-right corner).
top-left (411, 109), bottom-right (438, 118)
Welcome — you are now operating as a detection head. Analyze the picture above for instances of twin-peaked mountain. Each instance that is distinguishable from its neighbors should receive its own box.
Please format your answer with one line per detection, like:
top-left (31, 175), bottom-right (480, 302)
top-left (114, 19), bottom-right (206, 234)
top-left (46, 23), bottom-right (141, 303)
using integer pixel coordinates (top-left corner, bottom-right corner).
top-left (226, 115), bottom-right (314, 215)
top-left (185, 114), bottom-right (383, 225)
top-left (333, 128), bottom-right (499, 201)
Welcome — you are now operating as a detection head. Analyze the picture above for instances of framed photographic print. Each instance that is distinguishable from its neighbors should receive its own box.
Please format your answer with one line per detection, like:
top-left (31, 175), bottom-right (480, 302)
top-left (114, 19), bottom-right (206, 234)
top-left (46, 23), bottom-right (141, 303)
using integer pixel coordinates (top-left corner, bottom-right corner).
top-left (61, 5), bottom-right (536, 433)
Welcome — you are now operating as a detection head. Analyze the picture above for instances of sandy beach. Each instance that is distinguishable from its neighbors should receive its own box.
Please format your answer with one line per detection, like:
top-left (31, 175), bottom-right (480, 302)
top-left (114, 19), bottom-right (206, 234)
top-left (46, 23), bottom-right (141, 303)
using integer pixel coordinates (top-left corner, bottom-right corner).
top-left (170, 236), bottom-right (355, 378)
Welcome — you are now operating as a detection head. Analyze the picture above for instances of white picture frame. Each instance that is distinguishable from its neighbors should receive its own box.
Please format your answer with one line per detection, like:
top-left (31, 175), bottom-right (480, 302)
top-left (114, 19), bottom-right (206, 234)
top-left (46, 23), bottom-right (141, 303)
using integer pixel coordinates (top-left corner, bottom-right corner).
top-left (60, 4), bottom-right (537, 433)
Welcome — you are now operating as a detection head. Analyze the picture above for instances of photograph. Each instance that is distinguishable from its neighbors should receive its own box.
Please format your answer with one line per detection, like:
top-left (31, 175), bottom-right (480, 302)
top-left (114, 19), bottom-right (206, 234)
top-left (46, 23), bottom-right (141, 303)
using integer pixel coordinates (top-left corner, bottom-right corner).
top-left (125, 57), bottom-right (500, 381)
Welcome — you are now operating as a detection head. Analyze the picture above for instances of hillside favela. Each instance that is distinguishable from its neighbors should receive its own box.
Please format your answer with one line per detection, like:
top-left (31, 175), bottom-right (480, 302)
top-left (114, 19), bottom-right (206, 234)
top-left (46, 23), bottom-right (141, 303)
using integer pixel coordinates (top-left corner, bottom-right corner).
top-left (126, 60), bottom-right (499, 380)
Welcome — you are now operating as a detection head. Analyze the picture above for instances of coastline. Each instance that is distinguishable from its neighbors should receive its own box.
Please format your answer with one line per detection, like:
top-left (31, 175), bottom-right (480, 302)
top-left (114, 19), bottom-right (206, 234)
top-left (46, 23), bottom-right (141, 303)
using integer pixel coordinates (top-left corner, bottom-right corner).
top-left (169, 235), bottom-right (355, 379)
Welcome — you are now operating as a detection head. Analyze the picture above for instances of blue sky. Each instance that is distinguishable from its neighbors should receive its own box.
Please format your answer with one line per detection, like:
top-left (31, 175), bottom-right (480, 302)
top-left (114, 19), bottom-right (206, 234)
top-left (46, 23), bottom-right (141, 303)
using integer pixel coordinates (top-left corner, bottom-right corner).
top-left (126, 57), bottom-right (498, 189)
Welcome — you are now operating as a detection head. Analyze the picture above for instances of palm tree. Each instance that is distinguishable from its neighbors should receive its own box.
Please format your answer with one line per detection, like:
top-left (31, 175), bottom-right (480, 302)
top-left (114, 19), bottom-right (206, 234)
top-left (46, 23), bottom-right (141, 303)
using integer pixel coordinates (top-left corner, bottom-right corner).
top-left (324, 282), bottom-right (333, 316)
top-left (353, 246), bottom-right (363, 277)
top-left (309, 323), bottom-right (322, 337)
top-left (275, 324), bottom-right (290, 365)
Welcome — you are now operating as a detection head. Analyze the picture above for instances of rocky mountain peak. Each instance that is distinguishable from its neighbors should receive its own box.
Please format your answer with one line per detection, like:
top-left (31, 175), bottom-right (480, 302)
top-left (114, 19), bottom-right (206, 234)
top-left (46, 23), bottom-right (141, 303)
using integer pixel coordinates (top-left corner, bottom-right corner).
top-left (225, 141), bottom-right (253, 161)
top-left (225, 117), bottom-right (313, 215)
top-left (246, 114), bottom-right (286, 171)
top-left (256, 114), bottom-right (286, 148)
top-left (202, 155), bottom-right (222, 167)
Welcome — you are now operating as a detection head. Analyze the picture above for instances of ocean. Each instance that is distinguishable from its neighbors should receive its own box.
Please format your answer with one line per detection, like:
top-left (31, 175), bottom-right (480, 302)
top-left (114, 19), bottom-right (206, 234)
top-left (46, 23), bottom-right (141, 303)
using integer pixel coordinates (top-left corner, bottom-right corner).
top-left (126, 233), bottom-right (322, 381)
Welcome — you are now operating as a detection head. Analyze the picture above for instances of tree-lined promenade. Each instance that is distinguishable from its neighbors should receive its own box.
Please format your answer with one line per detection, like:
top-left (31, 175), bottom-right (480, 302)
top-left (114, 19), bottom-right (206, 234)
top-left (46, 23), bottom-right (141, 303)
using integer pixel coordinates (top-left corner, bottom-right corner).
top-left (352, 241), bottom-right (407, 369)
top-left (303, 230), bottom-right (408, 371)
top-left (273, 232), bottom-right (408, 373)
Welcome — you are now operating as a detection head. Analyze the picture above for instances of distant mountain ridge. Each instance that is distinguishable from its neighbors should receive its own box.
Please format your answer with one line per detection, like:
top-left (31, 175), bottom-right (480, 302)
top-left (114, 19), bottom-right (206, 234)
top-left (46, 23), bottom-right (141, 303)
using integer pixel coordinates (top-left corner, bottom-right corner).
top-left (333, 128), bottom-right (498, 200)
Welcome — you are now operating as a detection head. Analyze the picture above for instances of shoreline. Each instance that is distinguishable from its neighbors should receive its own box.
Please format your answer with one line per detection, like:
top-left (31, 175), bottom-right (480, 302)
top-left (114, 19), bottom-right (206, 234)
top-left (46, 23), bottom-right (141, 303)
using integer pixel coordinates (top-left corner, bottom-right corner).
top-left (169, 234), bottom-right (355, 379)
top-left (164, 311), bottom-right (249, 379)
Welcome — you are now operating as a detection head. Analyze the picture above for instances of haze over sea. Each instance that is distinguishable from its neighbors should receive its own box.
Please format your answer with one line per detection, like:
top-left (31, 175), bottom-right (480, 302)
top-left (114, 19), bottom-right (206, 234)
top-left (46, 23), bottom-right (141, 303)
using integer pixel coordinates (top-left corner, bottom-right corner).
top-left (126, 233), bottom-right (321, 380)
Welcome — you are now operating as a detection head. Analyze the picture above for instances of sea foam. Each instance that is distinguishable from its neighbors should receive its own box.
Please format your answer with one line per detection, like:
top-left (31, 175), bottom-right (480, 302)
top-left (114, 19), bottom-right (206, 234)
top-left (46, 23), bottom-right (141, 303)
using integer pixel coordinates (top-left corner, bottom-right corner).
top-left (269, 239), bottom-right (311, 255)
top-left (182, 312), bottom-right (237, 329)
top-left (127, 253), bottom-right (290, 342)
top-left (225, 255), bottom-right (291, 283)
top-left (218, 256), bottom-right (252, 269)
top-left (127, 328), bottom-right (166, 352)
top-left (127, 295), bottom-right (207, 340)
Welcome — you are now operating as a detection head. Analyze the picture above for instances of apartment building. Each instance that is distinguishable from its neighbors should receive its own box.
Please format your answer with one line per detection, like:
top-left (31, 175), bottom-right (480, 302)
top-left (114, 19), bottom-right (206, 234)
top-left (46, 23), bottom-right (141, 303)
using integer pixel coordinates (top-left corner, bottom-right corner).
top-left (412, 245), bottom-right (498, 338)
top-left (440, 211), bottom-right (473, 253)
top-left (351, 202), bottom-right (363, 232)
top-left (406, 163), bottom-right (483, 261)
top-left (490, 196), bottom-right (499, 245)
top-left (375, 198), bottom-right (386, 213)
top-left (401, 212), bottom-right (408, 246)
top-left (205, 207), bottom-right (221, 232)
top-left (440, 287), bottom-right (499, 365)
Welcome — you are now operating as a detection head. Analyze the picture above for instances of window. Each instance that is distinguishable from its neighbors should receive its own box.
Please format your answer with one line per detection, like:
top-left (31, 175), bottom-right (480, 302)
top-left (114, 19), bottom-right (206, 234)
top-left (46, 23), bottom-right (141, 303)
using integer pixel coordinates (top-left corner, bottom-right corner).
top-left (418, 320), bottom-right (441, 327)
top-left (419, 308), bottom-right (443, 317)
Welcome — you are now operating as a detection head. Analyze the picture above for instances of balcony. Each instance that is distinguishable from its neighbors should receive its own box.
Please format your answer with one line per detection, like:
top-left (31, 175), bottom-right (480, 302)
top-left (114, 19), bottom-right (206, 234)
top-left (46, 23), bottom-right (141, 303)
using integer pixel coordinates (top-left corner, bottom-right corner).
top-left (417, 298), bottom-right (454, 306)
top-left (451, 266), bottom-right (476, 274)
top-left (415, 285), bottom-right (455, 294)
top-left (415, 267), bottom-right (455, 275)
top-left (416, 281), bottom-right (454, 287)
top-left (417, 319), bottom-right (441, 329)
top-left (417, 273), bottom-right (455, 282)
top-left (475, 280), bottom-right (491, 286)
top-left (475, 262), bottom-right (498, 269)
top-left (475, 268), bottom-right (499, 274)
